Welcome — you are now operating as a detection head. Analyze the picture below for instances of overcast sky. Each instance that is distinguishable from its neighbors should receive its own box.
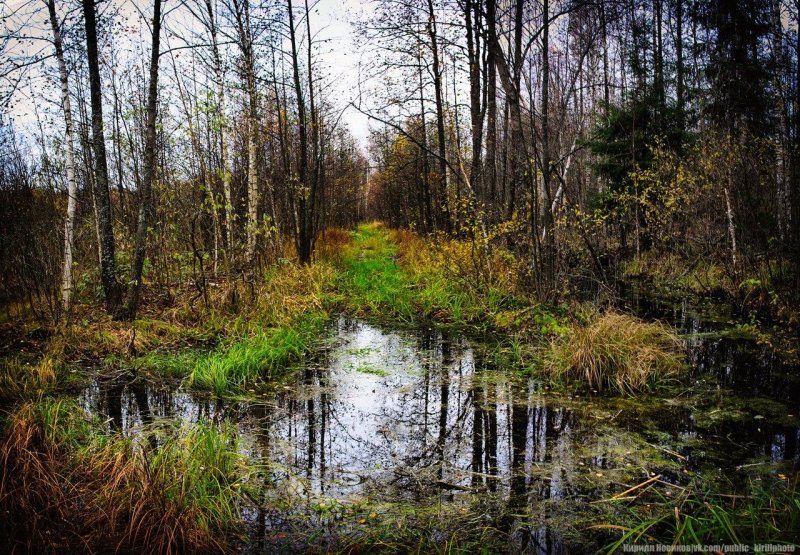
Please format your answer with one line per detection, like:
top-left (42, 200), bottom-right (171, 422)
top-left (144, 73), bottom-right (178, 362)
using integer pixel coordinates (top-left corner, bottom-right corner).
top-left (1, 0), bottom-right (376, 150)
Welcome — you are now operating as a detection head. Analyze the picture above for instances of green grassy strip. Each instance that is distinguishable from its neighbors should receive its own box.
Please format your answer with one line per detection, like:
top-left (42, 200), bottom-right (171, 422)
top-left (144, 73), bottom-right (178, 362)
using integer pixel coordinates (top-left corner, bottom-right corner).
top-left (188, 311), bottom-right (327, 395)
top-left (338, 225), bottom-right (415, 321)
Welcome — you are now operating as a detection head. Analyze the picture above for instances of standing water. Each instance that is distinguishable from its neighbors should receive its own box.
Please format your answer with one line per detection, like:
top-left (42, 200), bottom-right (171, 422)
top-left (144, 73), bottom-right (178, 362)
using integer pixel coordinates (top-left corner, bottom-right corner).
top-left (79, 307), bottom-right (800, 553)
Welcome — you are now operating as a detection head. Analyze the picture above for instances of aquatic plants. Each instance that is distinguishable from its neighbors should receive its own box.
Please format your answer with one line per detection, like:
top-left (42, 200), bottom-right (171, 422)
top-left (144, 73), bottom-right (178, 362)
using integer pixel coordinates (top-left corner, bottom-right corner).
top-left (544, 312), bottom-right (684, 394)
top-left (599, 474), bottom-right (800, 553)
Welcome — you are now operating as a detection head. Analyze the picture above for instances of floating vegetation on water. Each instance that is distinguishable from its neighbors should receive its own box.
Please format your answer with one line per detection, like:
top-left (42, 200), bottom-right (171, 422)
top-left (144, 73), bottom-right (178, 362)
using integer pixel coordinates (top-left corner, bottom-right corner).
top-left (352, 363), bottom-right (387, 377)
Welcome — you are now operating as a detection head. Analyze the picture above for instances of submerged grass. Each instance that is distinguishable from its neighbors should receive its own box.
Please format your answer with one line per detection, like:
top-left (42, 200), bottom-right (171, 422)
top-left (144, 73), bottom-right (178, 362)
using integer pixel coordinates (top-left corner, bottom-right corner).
top-left (544, 312), bottom-right (685, 394)
top-left (0, 398), bottom-right (252, 553)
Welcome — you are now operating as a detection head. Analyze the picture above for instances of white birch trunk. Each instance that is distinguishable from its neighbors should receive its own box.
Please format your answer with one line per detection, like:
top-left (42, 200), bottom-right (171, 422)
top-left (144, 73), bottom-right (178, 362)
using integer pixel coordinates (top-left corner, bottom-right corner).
top-left (47, 0), bottom-right (78, 316)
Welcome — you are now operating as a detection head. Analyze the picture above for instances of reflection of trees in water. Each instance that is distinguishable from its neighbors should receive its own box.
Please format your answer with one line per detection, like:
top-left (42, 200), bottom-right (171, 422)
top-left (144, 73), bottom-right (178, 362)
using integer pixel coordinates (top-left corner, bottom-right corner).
top-left (259, 322), bottom-right (587, 509)
top-left (623, 289), bottom-right (800, 405)
top-left (80, 317), bottom-right (800, 551)
top-left (88, 372), bottom-right (227, 438)
top-left (97, 373), bottom-right (152, 433)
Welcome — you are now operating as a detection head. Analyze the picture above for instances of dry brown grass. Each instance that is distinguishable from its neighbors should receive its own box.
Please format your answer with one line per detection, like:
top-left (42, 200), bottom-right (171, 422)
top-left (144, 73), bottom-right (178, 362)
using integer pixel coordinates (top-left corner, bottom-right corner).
top-left (252, 260), bottom-right (337, 327)
top-left (544, 312), bottom-right (685, 394)
top-left (391, 228), bottom-right (526, 295)
top-left (315, 227), bottom-right (353, 262)
top-left (0, 402), bottom-right (229, 554)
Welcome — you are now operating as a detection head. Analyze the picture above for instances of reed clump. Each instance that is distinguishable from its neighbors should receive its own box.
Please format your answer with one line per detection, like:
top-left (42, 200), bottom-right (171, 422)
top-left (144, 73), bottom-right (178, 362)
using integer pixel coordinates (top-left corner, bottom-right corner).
top-left (544, 311), bottom-right (684, 394)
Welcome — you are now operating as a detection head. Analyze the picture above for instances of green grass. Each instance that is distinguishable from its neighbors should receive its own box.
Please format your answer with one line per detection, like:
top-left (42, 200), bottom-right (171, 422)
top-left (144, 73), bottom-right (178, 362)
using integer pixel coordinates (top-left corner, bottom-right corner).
top-left (132, 349), bottom-right (204, 378)
top-left (600, 475), bottom-right (800, 553)
top-left (337, 223), bottom-right (512, 329)
top-left (0, 354), bottom-right (59, 400)
top-left (145, 421), bottom-right (248, 535)
top-left (0, 398), bottom-right (253, 552)
top-left (188, 311), bottom-right (327, 394)
top-left (338, 225), bottom-right (416, 320)
top-left (352, 363), bottom-right (387, 377)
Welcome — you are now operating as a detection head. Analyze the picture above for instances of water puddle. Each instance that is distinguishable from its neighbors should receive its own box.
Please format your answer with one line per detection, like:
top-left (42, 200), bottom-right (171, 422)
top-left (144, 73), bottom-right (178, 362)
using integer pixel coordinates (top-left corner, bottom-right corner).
top-left (620, 287), bottom-right (800, 404)
top-left (78, 313), bottom-right (800, 551)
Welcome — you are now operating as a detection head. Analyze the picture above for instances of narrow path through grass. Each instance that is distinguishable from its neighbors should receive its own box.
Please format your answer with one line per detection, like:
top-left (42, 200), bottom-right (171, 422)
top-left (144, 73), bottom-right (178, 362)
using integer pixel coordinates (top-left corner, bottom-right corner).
top-left (337, 224), bottom-right (415, 320)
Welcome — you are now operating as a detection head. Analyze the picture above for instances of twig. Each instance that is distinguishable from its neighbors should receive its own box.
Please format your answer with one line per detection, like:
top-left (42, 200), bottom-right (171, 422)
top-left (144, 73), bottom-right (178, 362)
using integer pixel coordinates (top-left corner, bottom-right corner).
top-left (610, 474), bottom-right (661, 499)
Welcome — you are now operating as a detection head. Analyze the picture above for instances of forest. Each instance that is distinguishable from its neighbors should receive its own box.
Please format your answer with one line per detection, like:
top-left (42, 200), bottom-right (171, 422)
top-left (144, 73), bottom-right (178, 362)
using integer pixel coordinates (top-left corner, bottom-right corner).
top-left (0, 0), bottom-right (799, 552)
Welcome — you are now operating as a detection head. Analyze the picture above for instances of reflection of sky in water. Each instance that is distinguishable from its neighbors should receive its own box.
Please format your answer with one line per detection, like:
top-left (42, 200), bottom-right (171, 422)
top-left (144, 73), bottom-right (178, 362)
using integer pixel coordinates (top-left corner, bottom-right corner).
top-left (80, 316), bottom-right (800, 510)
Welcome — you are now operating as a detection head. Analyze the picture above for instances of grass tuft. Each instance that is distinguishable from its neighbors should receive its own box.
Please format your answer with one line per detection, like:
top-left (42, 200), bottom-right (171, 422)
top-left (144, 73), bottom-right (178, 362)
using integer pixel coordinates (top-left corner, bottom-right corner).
top-left (189, 312), bottom-right (326, 394)
top-left (544, 311), bottom-right (684, 394)
top-left (0, 353), bottom-right (60, 400)
top-left (598, 475), bottom-right (800, 552)
top-left (0, 398), bottom-right (250, 553)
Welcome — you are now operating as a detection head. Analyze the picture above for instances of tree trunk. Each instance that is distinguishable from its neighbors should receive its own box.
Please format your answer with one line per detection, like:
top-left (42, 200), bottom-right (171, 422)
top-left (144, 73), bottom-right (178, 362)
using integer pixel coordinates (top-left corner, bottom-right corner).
top-left (794, 2), bottom-right (800, 281)
top-left (417, 49), bottom-right (434, 233)
top-left (47, 0), bottom-right (78, 319)
top-left (654, 0), bottom-right (665, 108)
top-left (232, 0), bottom-right (259, 268)
top-left (287, 0), bottom-right (311, 263)
top-left (304, 0), bottom-right (319, 258)
top-left (82, 0), bottom-right (122, 314)
top-left (465, 0), bottom-right (483, 200)
top-left (204, 0), bottom-right (234, 266)
top-left (484, 0), bottom-right (498, 213)
top-left (724, 185), bottom-right (738, 278)
top-left (676, 0), bottom-right (684, 112)
top-left (540, 0), bottom-right (556, 291)
top-left (426, 0), bottom-right (451, 233)
top-left (602, 3), bottom-right (610, 111)
top-left (123, 0), bottom-right (162, 320)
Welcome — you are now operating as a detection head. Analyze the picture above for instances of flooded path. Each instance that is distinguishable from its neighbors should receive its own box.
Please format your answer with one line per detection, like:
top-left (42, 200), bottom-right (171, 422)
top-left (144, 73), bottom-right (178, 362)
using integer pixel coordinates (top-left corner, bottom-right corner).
top-left (78, 307), bottom-right (800, 552)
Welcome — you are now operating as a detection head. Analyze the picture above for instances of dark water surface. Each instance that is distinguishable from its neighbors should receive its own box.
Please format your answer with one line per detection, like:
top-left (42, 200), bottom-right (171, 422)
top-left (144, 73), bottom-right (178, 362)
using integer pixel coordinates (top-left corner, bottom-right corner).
top-left (78, 300), bottom-right (800, 552)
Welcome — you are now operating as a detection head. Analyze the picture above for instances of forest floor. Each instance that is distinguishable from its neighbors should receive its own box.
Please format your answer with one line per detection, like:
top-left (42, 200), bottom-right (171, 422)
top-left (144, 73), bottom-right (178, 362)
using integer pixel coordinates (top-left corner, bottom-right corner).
top-left (1, 223), bottom-right (799, 553)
